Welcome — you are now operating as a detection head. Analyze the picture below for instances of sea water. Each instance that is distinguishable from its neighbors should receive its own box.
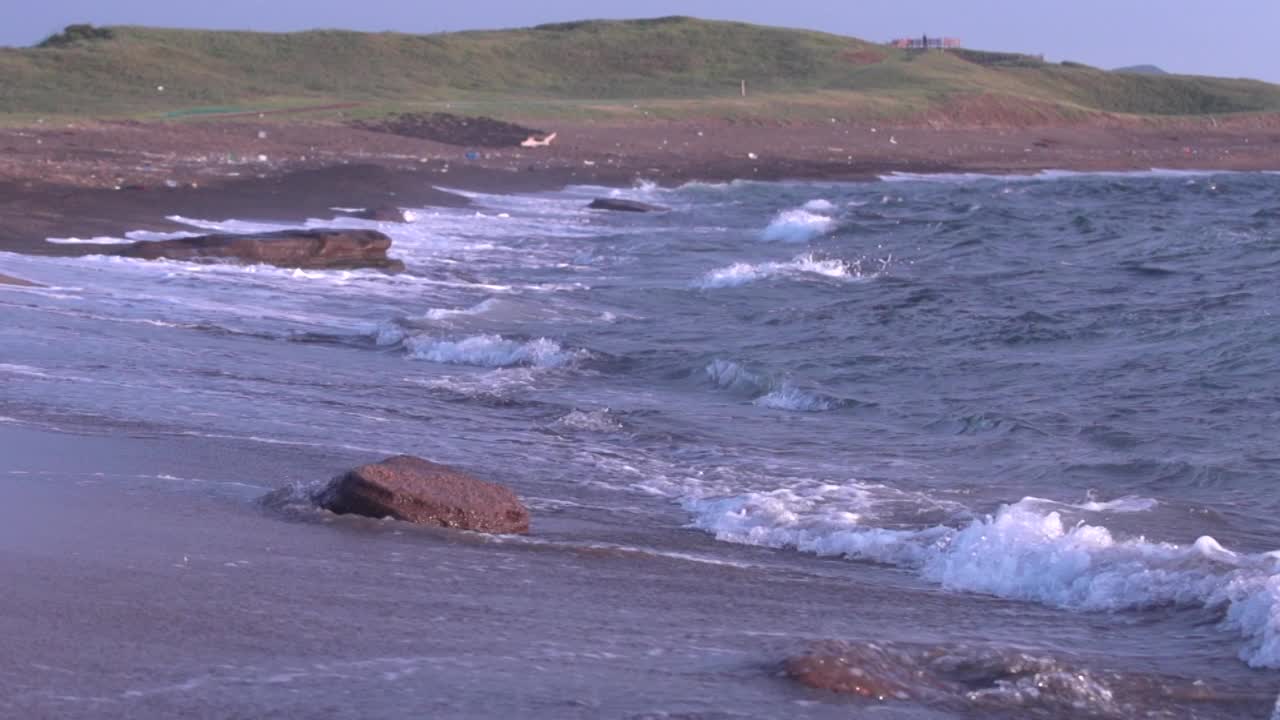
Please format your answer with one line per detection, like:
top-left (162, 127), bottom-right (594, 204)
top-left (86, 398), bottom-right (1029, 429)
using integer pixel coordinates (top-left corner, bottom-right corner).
top-left (3, 170), bottom-right (1280, 717)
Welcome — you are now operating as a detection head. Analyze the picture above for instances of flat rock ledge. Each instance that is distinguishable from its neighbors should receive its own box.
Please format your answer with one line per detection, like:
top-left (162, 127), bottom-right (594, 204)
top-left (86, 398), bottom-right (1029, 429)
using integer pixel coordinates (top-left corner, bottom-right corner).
top-left (0, 273), bottom-right (42, 287)
top-left (315, 455), bottom-right (530, 534)
top-left (111, 229), bottom-right (404, 271)
top-left (587, 198), bottom-right (669, 213)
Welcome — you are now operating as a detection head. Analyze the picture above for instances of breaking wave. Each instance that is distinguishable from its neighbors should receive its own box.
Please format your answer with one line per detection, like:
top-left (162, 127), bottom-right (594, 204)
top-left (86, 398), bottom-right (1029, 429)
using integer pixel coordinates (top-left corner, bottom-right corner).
top-left (406, 334), bottom-right (579, 368)
top-left (423, 297), bottom-right (502, 320)
top-left (761, 208), bottom-right (835, 243)
top-left (688, 492), bottom-right (1280, 668)
top-left (753, 386), bottom-right (840, 412)
top-left (696, 254), bottom-right (886, 289)
top-left (704, 360), bottom-right (845, 412)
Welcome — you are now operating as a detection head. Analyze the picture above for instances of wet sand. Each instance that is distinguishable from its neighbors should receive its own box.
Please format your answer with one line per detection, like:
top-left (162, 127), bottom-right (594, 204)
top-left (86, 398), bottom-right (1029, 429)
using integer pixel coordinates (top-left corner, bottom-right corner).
top-left (1, 422), bottom-right (1275, 719)
top-left (0, 423), bottom-right (933, 719)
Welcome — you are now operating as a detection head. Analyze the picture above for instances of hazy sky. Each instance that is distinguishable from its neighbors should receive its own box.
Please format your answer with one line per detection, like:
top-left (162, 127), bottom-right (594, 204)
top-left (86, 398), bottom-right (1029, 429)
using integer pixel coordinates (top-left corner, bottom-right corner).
top-left (5, 0), bottom-right (1279, 82)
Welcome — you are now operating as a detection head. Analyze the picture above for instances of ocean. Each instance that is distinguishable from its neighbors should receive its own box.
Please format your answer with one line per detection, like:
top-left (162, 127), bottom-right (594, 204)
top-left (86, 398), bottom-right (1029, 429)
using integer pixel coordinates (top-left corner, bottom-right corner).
top-left (3, 170), bottom-right (1280, 718)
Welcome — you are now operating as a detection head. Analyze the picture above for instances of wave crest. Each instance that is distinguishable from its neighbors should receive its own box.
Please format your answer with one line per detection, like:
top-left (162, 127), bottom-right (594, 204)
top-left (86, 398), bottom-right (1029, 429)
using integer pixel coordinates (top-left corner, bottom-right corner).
top-left (689, 492), bottom-right (1280, 668)
top-left (704, 360), bottom-right (846, 412)
top-left (406, 334), bottom-right (579, 368)
top-left (761, 208), bottom-right (835, 242)
top-left (697, 253), bottom-right (886, 289)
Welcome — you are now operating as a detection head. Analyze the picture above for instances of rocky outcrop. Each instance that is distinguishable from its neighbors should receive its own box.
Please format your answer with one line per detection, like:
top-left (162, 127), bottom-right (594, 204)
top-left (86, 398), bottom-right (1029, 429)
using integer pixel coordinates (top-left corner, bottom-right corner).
top-left (0, 273), bottom-right (41, 287)
top-left (316, 455), bottom-right (530, 534)
top-left (353, 112), bottom-right (548, 148)
top-left (587, 198), bottom-right (669, 213)
top-left (112, 229), bottom-right (403, 271)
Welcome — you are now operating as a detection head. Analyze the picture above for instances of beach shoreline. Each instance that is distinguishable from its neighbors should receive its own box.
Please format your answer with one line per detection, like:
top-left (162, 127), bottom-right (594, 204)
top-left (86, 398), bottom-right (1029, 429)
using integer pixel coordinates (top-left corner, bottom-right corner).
top-left (5, 126), bottom-right (1280, 717)
top-left (3, 117), bottom-right (1280, 253)
top-left (3, 420), bottom-right (1273, 719)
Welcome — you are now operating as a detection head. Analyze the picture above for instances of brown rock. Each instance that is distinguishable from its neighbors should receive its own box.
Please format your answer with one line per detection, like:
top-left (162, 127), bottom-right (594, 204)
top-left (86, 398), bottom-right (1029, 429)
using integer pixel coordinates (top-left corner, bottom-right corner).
top-left (0, 273), bottom-right (41, 287)
top-left (317, 455), bottom-right (530, 534)
top-left (112, 229), bottom-right (404, 271)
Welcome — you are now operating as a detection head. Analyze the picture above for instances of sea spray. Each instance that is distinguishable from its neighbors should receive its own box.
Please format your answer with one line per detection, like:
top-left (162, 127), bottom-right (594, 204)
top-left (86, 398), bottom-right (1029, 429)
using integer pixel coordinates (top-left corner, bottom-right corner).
top-left (761, 208), bottom-right (835, 242)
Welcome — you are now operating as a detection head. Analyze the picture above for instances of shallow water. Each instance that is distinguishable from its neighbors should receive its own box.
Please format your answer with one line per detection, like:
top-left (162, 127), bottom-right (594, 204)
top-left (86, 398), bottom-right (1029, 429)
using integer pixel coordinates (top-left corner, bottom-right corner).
top-left (3, 170), bottom-right (1280, 717)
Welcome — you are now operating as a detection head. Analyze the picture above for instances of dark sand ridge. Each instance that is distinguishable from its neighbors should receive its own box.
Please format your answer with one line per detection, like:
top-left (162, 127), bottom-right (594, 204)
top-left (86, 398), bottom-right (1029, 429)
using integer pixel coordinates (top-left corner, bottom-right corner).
top-left (3, 118), bottom-right (1280, 253)
top-left (0, 272), bottom-right (40, 286)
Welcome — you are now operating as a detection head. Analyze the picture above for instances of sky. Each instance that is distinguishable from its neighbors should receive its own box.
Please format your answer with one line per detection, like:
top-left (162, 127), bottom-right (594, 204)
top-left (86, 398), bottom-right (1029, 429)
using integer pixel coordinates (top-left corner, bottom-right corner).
top-left (4, 0), bottom-right (1279, 83)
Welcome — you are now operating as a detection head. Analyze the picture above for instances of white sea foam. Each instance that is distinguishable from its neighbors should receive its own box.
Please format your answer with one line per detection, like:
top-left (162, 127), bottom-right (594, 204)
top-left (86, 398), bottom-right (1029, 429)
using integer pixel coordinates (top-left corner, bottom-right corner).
top-left (410, 367), bottom-right (540, 400)
top-left (761, 209), bottom-right (835, 243)
top-left (753, 386), bottom-right (839, 412)
top-left (879, 171), bottom-right (1033, 184)
top-left (1021, 495), bottom-right (1158, 514)
top-left (696, 254), bottom-right (878, 289)
top-left (631, 179), bottom-right (660, 194)
top-left (46, 227), bottom-right (194, 246)
top-left (1075, 495), bottom-right (1159, 513)
top-left (556, 408), bottom-right (624, 433)
top-left (126, 229), bottom-right (201, 242)
top-left (687, 493), bottom-right (1280, 668)
top-left (0, 363), bottom-right (51, 378)
top-left (697, 262), bottom-right (767, 288)
top-left (803, 198), bottom-right (835, 211)
top-left (166, 215), bottom-right (292, 233)
top-left (422, 298), bottom-right (501, 320)
top-left (880, 168), bottom-right (1238, 184)
top-left (44, 236), bottom-right (136, 245)
top-left (406, 334), bottom-right (578, 368)
top-left (672, 180), bottom-right (733, 192)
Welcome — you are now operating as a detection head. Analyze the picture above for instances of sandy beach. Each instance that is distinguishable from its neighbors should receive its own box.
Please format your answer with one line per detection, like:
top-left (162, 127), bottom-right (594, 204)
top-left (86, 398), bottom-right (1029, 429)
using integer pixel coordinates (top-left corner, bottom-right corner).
top-left (5, 114), bottom-right (1280, 718)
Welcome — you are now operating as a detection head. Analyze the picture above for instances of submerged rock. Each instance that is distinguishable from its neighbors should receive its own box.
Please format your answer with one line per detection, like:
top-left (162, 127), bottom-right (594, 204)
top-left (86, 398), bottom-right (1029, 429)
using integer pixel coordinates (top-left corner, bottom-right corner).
top-left (783, 643), bottom-right (913, 701)
top-left (587, 198), bottom-right (669, 213)
top-left (0, 273), bottom-right (41, 287)
top-left (111, 229), bottom-right (403, 271)
top-left (345, 206), bottom-right (410, 223)
top-left (316, 455), bottom-right (530, 534)
top-left (778, 640), bottom-right (1230, 717)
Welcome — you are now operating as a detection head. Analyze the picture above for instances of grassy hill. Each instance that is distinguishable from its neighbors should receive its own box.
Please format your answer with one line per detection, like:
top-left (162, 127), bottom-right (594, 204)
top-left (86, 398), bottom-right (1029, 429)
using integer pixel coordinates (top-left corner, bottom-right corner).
top-left (3, 17), bottom-right (1279, 123)
top-left (1113, 64), bottom-right (1169, 76)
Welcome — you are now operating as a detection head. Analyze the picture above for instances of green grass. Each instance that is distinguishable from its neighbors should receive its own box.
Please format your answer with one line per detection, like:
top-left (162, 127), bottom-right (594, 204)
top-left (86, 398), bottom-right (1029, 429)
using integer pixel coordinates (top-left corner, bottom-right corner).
top-left (3, 17), bottom-right (1280, 122)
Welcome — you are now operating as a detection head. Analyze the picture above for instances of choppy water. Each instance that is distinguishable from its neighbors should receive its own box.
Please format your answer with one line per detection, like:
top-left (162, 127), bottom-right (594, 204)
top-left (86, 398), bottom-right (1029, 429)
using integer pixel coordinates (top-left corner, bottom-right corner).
top-left (4, 169), bottom-right (1280, 717)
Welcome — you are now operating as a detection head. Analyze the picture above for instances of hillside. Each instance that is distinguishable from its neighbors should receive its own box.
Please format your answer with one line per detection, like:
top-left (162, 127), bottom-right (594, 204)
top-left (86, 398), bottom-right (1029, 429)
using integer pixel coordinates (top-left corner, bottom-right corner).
top-left (1113, 64), bottom-right (1169, 75)
top-left (3, 17), bottom-right (1280, 122)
